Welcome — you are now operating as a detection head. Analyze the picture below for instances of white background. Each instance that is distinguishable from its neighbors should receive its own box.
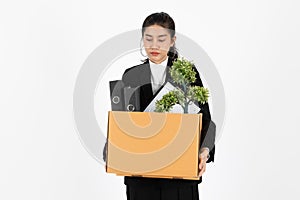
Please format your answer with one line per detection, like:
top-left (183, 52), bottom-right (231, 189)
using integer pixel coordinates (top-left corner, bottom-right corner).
top-left (1, 0), bottom-right (300, 199)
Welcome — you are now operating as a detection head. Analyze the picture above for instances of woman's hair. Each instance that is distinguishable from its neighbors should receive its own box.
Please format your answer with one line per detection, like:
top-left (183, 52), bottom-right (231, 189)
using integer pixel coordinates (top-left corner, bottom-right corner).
top-left (141, 12), bottom-right (178, 59)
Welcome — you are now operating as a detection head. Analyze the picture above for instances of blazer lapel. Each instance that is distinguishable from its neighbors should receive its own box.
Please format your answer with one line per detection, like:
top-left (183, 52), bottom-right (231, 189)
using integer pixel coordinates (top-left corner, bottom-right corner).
top-left (139, 59), bottom-right (154, 111)
top-left (165, 56), bottom-right (174, 84)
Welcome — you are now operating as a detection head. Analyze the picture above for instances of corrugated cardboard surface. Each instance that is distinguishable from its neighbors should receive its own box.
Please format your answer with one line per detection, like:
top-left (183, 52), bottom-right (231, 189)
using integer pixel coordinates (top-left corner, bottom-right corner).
top-left (106, 111), bottom-right (202, 180)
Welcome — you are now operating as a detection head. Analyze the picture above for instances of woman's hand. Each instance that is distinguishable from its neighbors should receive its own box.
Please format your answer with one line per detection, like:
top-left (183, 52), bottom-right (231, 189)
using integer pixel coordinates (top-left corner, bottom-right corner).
top-left (198, 148), bottom-right (209, 177)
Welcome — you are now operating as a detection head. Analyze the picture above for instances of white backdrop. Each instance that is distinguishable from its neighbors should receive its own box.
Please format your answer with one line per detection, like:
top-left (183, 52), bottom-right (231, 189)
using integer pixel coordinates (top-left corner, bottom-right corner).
top-left (1, 0), bottom-right (300, 199)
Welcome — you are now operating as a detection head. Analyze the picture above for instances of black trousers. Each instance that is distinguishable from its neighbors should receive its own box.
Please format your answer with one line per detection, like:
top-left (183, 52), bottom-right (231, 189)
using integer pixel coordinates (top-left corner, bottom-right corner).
top-left (126, 183), bottom-right (199, 200)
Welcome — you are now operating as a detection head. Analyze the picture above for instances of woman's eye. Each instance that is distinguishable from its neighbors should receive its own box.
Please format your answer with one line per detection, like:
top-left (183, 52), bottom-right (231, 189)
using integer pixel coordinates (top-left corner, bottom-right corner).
top-left (159, 40), bottom-right (165, 42)
top-left (146, 39), bottom-right (152, 42)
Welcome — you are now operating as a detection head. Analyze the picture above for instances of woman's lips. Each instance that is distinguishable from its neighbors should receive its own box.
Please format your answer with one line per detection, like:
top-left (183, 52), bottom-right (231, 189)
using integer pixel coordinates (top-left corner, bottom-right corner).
top-left (150, 52), bottom-right (160, 56)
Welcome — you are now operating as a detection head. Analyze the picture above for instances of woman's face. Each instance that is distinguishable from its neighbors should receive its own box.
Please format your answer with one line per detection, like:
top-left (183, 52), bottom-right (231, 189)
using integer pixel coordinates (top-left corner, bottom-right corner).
top-left (143, 24), bottom-right (176, 64)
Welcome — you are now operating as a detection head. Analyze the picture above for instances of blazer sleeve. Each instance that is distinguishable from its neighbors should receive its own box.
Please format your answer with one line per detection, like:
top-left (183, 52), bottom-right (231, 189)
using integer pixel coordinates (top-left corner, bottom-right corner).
top-left (192, 66), bottom-right (216, 163)
top-left (103, 141), bottom-right (107, 162)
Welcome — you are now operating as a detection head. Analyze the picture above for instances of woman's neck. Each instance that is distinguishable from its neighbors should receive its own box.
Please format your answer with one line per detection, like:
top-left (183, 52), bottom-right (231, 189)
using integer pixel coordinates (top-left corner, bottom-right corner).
top-left (149, 56), bottom-right (168, 65)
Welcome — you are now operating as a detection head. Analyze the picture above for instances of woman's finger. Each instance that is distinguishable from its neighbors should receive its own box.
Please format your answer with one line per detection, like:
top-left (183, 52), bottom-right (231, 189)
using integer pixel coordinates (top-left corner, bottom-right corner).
top-left (199, 156), bottom-right (204, 170)
top-left (198, 156), bottom-right (206, 177)
top-left (199, 162), bottom-right (206, 177)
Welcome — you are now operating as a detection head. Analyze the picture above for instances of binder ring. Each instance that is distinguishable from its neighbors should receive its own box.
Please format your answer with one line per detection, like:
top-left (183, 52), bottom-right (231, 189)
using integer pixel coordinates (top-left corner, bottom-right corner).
top-left (112, 96), bottom-right (120, 104)
top-left (127, 104), bottom-right (135, 111)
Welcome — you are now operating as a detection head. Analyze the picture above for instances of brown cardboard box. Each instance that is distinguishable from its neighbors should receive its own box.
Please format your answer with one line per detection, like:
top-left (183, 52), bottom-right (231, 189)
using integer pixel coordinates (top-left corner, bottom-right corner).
top-left (105, 111), bottom-right (202, 180)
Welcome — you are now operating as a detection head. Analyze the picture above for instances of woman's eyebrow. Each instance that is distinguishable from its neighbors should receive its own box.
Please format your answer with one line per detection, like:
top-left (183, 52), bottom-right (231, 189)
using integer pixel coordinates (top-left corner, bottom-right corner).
top-left (158, 34), bottom-right (167, 38)
top-left (145, 34), bottom-right (167, 38)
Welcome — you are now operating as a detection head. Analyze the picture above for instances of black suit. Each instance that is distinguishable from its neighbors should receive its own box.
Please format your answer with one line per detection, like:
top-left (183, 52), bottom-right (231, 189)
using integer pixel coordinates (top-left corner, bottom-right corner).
top-left (119, 56), bottom-right (216, 187)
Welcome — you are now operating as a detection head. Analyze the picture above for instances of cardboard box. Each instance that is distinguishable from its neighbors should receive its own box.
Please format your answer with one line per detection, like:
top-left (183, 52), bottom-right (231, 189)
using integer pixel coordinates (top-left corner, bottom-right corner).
top-left (105, 111), bottom-right (202, 180)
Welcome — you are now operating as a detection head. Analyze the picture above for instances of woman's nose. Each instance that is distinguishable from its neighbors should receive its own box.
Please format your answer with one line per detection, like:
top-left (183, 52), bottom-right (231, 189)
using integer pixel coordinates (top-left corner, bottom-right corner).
top-left (150, 40), bottom-right (159, 49)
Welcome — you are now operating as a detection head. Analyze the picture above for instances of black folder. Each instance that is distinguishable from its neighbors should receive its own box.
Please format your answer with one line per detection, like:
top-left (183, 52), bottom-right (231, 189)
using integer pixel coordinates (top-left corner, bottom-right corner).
top-left (109, 80), bottom-right (141, 112)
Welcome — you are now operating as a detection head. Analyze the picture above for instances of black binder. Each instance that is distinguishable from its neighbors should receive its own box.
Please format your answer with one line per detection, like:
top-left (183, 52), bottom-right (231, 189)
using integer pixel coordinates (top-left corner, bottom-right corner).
top-left (123, 86), bottom-right (141, 112)
top-left (109, 80), bottom-right (141, 112)
top-left (109, 80), bottom-right (125, 111)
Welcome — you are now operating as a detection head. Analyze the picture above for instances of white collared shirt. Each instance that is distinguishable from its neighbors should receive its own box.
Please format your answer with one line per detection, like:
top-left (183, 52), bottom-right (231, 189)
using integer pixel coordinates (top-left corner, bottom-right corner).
top-left (149, 57), bottom-right (169, 94)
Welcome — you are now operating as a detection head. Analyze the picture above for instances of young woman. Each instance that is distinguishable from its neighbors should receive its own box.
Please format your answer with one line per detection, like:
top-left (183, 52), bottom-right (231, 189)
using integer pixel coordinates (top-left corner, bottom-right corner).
top-left (115, 12), bottom-right (215, 200)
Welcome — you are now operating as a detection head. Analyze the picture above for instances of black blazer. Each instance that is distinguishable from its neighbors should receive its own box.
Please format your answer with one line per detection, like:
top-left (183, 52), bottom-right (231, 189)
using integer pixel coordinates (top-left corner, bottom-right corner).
top-left (106, 56), bottom-right (216, 185)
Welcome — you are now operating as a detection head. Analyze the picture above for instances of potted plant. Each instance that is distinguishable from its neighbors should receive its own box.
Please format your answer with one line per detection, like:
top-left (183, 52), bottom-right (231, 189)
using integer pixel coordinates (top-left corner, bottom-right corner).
top-left (154, 57), bottom-right (209, 113)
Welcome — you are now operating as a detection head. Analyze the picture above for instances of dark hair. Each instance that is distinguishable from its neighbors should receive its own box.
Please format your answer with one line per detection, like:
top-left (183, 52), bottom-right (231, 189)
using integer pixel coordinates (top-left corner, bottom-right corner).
top-left (141, 12), bottom-right (178, 59)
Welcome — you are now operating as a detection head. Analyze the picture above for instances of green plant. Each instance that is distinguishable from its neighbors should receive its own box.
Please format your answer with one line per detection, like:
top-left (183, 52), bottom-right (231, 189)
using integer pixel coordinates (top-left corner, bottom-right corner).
top-left (154, 57), bottom-right (209, 113)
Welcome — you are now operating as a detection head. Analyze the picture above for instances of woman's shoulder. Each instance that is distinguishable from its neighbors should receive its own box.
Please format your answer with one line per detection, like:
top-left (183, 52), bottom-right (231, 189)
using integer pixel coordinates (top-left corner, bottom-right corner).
top-left (123, 63), bottom-right (145, 74)
top-left (122, 60), bottom-right (149, 83)
top-left (123, 59), bottom-right (149, 74)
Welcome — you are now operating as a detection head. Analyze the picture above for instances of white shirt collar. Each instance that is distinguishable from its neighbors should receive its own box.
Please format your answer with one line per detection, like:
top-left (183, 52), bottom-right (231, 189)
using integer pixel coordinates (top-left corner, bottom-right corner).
top-left (148, 57), bottom-right (169, 94)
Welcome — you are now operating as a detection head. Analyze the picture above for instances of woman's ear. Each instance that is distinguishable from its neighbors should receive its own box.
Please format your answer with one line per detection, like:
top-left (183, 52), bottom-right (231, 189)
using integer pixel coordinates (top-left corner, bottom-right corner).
top-left (171, 36), bottom-right (177, 46)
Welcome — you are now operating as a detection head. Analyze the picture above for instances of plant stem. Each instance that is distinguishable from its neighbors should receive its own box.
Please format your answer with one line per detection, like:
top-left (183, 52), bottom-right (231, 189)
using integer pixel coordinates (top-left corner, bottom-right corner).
top-left (183, 101), bottom-right (189, 113)
top-left (182, 83), bottom-right (188, 113)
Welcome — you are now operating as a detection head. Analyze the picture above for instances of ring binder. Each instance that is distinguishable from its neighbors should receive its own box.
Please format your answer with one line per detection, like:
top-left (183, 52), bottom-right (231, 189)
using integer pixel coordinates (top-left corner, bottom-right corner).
top-left (109, 80), bottom-right (125, 111)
